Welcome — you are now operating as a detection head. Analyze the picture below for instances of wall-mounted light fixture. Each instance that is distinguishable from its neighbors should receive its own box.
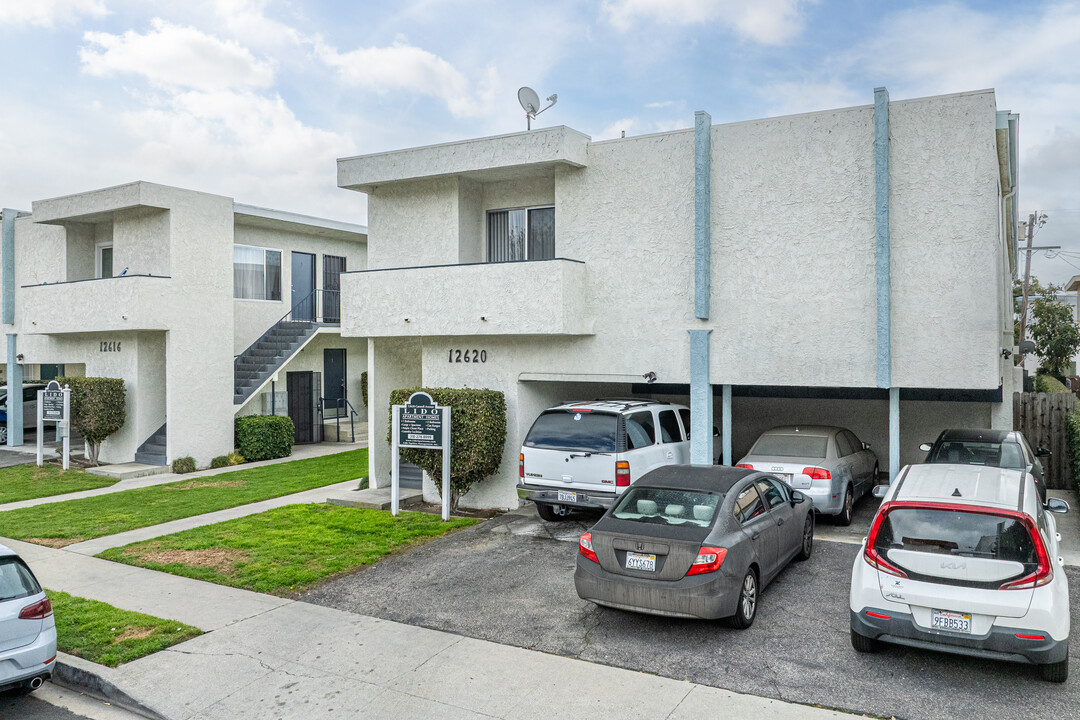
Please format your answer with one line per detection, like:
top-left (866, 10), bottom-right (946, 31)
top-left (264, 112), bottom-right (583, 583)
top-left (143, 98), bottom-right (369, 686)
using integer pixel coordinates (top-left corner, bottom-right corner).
top-left (642, 371), bottom-right (656, 384)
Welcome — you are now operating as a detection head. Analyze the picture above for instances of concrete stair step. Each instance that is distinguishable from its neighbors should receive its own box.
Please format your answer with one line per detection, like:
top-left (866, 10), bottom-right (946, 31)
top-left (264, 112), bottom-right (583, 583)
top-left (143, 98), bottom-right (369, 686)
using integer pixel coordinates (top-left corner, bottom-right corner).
top-left (327, 486), bottom-right (423, 510)
top-left (88, 462), bottom-right (171, 480)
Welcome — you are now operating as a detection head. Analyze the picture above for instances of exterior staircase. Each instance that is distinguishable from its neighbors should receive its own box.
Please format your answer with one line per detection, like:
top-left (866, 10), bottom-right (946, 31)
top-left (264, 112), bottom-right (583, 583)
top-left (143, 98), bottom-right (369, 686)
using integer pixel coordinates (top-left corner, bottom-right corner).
top-left (134, 423), bottom-right (167, 465)
top-left (234, 320), bottom-right (320, 404)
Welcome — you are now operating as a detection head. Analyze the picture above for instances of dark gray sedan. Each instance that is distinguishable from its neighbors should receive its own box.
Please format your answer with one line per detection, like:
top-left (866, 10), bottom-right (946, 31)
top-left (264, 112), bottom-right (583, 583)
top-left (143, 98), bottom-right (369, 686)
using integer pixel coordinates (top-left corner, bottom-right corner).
top-left (574, 465), bottom-right (813, 627)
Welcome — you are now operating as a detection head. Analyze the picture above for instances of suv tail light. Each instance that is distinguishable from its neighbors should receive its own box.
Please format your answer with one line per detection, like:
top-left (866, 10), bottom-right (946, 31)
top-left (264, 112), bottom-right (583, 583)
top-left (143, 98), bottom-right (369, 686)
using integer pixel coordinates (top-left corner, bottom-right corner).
top-left (1000, 519), bottom-right (1054, 590)
top-left (735, 463), bottom-right (754, 469)
top-left (19, 597), bottom-right (53, 620)
top-left (863, 503), bottom-right (908, 578)
top-left (579, 532), bottom-right (598, 563)
top-left (615, 460), bottom-right (631, 487)
top-left (802, 467), bottom-right (831, 480)
top-left (686, 546), bottom-right (727, 576)
top-left (519, 453), bottom-right (524, 479)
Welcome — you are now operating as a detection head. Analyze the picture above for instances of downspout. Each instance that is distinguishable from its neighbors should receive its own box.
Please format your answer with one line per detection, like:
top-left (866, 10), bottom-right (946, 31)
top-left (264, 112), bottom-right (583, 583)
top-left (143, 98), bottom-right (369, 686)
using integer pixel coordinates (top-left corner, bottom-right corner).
top-left (2, 208), bottom-right (24, 446)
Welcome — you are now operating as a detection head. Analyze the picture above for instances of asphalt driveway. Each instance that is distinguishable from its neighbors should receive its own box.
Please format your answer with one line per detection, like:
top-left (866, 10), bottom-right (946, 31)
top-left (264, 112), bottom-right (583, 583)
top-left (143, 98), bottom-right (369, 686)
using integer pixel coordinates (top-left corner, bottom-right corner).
top-left (304, 506), bottom-right (1079, 720)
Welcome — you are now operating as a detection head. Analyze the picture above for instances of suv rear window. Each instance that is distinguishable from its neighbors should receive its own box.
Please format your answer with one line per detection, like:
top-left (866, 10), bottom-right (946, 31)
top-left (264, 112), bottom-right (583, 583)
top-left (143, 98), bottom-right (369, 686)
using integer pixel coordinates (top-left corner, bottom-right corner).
top-left (751, 434), bottom-right (828, 458)
top-left (524, 410), bottom-right (617, 453)
top-left (612, 487), bottom-right (722, 527)
top-left (0, 557), bottom-right (42, 602)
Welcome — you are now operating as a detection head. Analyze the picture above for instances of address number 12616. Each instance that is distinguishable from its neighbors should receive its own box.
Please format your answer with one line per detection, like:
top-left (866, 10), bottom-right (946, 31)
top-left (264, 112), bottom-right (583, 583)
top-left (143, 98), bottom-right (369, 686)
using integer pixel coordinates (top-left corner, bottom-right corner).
top-left (448, 349), bottom-right (487, 363)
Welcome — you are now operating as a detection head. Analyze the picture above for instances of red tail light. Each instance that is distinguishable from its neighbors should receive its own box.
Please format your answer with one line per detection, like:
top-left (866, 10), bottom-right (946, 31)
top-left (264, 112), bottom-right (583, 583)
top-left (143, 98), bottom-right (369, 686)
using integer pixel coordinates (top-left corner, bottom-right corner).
top-left (519, 453), bottom-right (524, 479)
top-left (865, 611), bottom-right (891, 619)
top-left (1000, 518), bottom-right (1053, 590)
top-left (19, 597), bottom-right (53, 620)
top-left (802, 467), bottom-right (831, 480)
top-left (686, 546), bottom-right (727, 576)
top-left (579, 532), bottom-right (598, 563)
top-left (863, 502), bottom-right (908, 578)
top-left (615, 460), bottom-right (631, 487)
top-left (735, 463), bottom-right (754, 469)
top-left (1016, 633), bottom-right (1046, 640)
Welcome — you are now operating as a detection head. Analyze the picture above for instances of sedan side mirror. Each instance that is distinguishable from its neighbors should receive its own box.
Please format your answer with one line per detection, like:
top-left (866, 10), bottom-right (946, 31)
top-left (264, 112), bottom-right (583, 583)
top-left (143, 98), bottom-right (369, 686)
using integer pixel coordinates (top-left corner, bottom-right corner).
top-left (862, 441), bottom-right (871, 449)
top-left (1036, 447), bottom-right (1052, 458)
top-left (713, 426), bottom-right (720, 437)
top-left (1047, 497), bottom-right (1070, 514)
top-left (871, 484), bottom-right (889, 499)
top-left (919, 443), bottom-right (932, 452)
top-left (791, 491), bottom-right (806, 504)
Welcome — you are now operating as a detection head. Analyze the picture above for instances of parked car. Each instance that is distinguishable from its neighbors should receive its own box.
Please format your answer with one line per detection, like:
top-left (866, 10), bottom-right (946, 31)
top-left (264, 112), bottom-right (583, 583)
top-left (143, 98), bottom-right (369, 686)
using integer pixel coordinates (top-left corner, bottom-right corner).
top-left (0, 383), bottom-right (46, 445)
top-left (0, 543), bottom-right (56, 695)
top-left (850, 464), bottom-right (1070, 682)
top-left (736, 426), bottom-right (878, 526)
top-left (920, 428), bottom-right (1050, 505)
top-left (519, 399), bottom-right (715, 521)
top-left (575, 465), bottom-right (812, 625)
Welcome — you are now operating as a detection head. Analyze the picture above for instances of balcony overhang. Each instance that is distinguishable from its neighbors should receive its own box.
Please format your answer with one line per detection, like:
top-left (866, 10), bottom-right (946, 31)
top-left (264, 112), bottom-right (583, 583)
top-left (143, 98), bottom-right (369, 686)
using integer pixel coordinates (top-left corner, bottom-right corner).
top-left (29, 181), bottom-right (187, 226)
top-left (337, 126), bottom-right (590, 193)
top-left (20, 275), bottom-right (171, 334)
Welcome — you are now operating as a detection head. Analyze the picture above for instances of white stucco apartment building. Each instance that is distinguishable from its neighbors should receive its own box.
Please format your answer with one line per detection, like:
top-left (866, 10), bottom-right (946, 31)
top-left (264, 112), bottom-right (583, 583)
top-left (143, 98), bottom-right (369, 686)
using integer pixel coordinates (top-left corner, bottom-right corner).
top-left (1, 182), bottom-right (367, 466)
top-left (337, 88), bottom-right (1023, 510)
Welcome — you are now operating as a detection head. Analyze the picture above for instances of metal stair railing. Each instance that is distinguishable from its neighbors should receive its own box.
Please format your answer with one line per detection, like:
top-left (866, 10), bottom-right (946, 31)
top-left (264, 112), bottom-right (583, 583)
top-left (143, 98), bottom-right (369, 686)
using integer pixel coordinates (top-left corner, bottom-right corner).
top-left (234, 289), bottom-right (342, 369)
top-left (320, 396), bottom-right (360, 443)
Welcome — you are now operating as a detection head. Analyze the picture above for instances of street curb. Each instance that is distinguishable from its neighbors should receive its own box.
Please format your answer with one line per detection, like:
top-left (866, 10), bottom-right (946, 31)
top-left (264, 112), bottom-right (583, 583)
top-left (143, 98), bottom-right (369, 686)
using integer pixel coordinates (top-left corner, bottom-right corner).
top-left (52, 652), bottom-right (168, 720)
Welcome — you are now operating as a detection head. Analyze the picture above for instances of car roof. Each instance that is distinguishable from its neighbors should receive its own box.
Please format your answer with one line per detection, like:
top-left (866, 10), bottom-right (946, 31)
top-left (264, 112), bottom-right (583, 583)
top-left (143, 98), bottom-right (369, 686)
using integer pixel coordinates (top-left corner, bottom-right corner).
top-left (0, 543), bottom-right (16, 558)
top-left (550, 399), bottom-right (681, 413)
top-left (892, 463), bottom-right (1027, 511)
top-left (760, 425), bottom-right (838, 437)
top-left (634, 464), bottom-right (754, 493)
top-left (935, 428), bottom-right (1012, 443)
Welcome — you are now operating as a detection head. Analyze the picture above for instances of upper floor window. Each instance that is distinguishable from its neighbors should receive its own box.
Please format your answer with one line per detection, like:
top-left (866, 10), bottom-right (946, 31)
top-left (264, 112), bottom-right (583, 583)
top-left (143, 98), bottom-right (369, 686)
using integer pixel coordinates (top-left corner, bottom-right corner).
top-left (234, 244), bottom-right (282, 300)
top-left (487, 206), bottom-right (554, 262)
top-left (96, 243), bottom-right (113, 279)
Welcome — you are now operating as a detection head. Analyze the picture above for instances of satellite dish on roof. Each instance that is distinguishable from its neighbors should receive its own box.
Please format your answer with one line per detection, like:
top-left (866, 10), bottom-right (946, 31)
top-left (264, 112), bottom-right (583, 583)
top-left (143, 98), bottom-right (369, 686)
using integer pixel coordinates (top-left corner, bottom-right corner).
top-left (517, 86), bottom-right (558, 131)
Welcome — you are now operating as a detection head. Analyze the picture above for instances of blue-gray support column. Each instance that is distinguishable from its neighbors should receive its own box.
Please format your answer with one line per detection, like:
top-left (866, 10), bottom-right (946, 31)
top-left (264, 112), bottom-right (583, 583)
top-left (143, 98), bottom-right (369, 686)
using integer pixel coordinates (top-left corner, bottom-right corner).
top-left (889, 387), bottom-right (900, 480)
top-left (694, 111), bottom-right (711, 320)
top-left (874, 87), bottom-right (891, 389)
top-left (688, 330), bottom-right (713, 465)
top-left (722, 383), bottom-right (732, 465)
top-left (6, 333), bottom-right (22, 446)
top-left (2, 208), bottom-right (15, 325)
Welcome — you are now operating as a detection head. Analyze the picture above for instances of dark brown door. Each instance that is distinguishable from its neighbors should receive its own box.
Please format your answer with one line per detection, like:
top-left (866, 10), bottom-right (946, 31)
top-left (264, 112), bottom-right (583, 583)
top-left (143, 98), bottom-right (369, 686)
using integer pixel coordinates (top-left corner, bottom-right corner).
top-left (287, 371), bottom-right (314, 443)
top-left (323, 255), bottom-right (346, 324)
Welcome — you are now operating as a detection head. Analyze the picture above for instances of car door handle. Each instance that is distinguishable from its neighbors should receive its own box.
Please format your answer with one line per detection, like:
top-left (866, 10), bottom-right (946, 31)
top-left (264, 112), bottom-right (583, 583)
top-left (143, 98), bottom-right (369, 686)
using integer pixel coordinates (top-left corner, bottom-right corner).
top-left (752, 532), bottom-right (760, 540)
top-left (776, 518), bottom-right (785, 526)
top-left (665, 451), bottom-right (673, 459)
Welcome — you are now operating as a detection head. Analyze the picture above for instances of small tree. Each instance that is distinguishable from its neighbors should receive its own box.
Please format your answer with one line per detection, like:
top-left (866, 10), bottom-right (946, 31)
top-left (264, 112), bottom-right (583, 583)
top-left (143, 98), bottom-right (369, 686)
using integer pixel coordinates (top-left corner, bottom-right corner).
top-left (1027, 283), bottom-right (1080, 378)
top-left (387, 387), bottom-right (506, 510)
top-left (57, 377), bottom-right (126, 465)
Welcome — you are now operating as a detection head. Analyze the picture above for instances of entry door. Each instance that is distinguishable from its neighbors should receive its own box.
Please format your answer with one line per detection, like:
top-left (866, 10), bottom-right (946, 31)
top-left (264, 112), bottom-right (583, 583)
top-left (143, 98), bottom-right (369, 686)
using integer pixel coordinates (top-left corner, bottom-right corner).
top-left (323, 255), bottom-right (346, 324)
top-left (287, 371), bottom-right (314, 443)
top-left (291, 252), bottom-right (316, 321)
top-left (323, 349), bottom-right (347, 417)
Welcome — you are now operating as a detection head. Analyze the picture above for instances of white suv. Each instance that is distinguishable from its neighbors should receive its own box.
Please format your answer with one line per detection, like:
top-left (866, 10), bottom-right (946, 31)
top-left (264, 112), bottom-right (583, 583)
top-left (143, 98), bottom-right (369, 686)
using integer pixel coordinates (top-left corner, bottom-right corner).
top-left (518, 400), bottom-right (711, 521)
top-left (850, 463), bottom-right (1071, 682)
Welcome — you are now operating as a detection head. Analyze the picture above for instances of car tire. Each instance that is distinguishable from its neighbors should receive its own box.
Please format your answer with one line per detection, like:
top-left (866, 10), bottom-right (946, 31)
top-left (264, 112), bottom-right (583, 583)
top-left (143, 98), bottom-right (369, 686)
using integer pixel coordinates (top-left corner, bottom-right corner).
top-left (873, 463), bottom-right (880, 483)
top-left (796, 513), bottom-right (814, 561)
top-left (1039, 654), bottom-right (1069, 683)
top-left (835, 486), bottom-right (854, 526)
top-left (850, 628), bottom-right (877, 653)
top-left (0, 425), bottom-right (6, 445)
top-left (728, 568), bottom-right (758, 629)
top-left (536, 503), bottom-right (569, 522)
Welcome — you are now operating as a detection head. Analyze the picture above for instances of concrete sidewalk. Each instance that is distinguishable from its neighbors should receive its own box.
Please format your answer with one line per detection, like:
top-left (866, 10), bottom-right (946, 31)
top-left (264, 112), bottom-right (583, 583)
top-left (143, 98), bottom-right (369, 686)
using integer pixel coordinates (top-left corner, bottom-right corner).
top-left (4, 537), bottom-right (851, 720)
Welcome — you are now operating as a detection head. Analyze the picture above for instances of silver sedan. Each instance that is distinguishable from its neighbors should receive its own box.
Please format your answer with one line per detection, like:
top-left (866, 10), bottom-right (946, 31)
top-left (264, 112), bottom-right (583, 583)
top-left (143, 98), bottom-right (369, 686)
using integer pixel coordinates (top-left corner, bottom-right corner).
top-left (735, 425), bottom-right (878, 525)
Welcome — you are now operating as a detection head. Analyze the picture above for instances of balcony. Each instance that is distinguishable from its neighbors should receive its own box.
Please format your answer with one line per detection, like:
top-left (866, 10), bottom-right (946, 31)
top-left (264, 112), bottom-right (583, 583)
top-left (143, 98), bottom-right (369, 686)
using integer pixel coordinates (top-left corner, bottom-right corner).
top-left (340, 258), bottom-right (593, 337)
top-left (20, 275), bottom-right (172, 334)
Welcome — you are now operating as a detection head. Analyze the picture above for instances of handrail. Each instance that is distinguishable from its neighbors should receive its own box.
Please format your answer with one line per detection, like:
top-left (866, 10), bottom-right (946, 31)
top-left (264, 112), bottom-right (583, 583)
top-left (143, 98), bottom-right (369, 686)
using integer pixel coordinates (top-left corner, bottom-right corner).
top-left (234, 288), bottom-right (341, 368)
top-left (320, 396), bottom-right (360, 443)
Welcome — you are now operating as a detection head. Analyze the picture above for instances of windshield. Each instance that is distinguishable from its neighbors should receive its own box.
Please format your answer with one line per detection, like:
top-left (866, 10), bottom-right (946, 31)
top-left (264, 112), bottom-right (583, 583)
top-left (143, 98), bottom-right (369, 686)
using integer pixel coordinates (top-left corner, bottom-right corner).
top-left (0, 557), bottom-right (41, 602)
top-left (524, 410), bottom-right (617, 453)
top-left (926, 440), bottom-right (1025, 470)
top-left (751, 434), bottom-right (828, 459)
top-left (612, 487), bottom-right (723, 527)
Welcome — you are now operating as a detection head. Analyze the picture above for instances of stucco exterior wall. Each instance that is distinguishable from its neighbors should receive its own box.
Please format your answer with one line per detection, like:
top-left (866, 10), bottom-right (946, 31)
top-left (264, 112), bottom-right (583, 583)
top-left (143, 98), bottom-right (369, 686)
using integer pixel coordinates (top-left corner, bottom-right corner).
top-left (367, 337), bottom-right (421, 489)
top-left (366, 178), bottom-right (459, 270)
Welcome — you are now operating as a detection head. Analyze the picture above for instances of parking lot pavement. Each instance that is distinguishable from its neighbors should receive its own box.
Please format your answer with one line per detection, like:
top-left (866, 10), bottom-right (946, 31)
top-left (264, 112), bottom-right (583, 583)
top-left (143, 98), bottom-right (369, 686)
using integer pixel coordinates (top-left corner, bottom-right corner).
top-left (303, 512), bottom-right (1080, 720)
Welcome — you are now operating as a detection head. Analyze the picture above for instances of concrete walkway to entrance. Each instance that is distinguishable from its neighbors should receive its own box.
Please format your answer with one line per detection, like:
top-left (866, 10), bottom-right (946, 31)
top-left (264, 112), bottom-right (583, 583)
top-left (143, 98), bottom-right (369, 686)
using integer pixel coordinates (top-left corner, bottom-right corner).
top-left (3, 536), bottom-right (849, 720)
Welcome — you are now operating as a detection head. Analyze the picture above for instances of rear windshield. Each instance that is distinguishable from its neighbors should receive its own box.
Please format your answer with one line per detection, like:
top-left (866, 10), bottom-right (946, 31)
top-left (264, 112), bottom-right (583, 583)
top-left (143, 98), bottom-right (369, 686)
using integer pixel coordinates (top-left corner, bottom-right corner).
top-left (926, 440), bottom-right (1025, 470)
top-left (751, 434), bottom-right (828, 459)
top-left (0, 557), bottom-right (42, 602)
top-left (612, 487), bottom-right (723, 528)
top-left (874, 508), bottom-right (1037, 587)
top-left (524, 410), bottom-right (617, 453)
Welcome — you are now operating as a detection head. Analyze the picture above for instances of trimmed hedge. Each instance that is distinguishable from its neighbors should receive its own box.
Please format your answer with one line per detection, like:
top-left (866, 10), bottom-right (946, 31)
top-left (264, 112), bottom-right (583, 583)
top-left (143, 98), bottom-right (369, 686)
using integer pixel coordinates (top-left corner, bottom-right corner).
top-left (387, 387), bottom-right (506, 509)
top-left (361, 371), bottom-right (368, 409)
top-left (235, 415), bottom-right (294, 462)
top-left (1035, 374), bottom-right (1071, 394)
top-left (172, 456), bottom-right (196, 474)
top-left (1066, 411), bottom-right (1080, 495)
top-left (57, 377), bottom-right (126, 465)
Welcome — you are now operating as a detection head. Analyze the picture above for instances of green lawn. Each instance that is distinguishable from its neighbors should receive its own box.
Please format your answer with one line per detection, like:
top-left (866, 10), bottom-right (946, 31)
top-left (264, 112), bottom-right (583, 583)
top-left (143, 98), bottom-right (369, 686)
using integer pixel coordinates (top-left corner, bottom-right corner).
top-left (48, 590), bottom-right (202, 667)
top-left (0, 449), bottom-right (367, 546)
top-left (0, 464), bottom-right (117, 506)
top-left (98, 504), bottom-right (477, 595)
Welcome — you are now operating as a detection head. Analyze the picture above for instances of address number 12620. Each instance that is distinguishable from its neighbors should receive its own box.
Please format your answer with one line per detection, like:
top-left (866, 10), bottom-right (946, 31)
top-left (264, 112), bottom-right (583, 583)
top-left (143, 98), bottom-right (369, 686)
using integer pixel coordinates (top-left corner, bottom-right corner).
top-left (448, 349), bottom-right (487, 363)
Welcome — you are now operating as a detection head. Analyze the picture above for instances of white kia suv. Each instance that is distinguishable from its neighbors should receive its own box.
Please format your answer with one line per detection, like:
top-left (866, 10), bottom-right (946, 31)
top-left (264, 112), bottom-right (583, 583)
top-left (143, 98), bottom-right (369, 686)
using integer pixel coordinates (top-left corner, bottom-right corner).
top-left (850, 463), bottom-right (1070, 682)
top-left (0, 543), bottom-right (57, 695)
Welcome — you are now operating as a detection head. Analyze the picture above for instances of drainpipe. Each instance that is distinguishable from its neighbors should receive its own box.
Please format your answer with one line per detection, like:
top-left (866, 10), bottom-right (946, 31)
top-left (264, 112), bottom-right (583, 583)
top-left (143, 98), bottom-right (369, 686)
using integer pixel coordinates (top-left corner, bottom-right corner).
top-left (2, 208), bottom-right (23, 446)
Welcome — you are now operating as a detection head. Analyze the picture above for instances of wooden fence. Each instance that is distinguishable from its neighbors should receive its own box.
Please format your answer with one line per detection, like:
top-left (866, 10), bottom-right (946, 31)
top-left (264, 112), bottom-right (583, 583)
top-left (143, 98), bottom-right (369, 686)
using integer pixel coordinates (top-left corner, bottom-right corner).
top-left (1013, 391), bottom-right (1076, 490)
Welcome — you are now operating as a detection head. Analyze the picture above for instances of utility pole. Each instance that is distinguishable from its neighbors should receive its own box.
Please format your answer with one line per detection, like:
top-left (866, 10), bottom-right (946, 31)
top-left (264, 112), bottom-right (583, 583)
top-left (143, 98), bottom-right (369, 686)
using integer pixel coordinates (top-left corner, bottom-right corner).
top-left (1020, 213), bottom-right (1036, 347)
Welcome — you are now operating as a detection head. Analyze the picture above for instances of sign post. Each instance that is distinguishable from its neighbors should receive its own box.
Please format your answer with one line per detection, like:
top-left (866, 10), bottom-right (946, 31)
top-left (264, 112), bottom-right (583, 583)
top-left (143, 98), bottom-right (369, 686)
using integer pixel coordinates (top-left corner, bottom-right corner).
top-left (37, 380), bottom-right (71, 469)
top-left (391, 391), bottom-right (452, 521)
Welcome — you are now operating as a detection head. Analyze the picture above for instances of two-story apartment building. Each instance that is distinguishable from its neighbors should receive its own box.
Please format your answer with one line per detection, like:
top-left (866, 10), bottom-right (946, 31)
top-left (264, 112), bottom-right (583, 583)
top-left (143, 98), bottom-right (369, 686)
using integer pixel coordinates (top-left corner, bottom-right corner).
top-left (337, 88), bottom-right (1022, 510)
top-left (1, 182), bottom-right (367, 466)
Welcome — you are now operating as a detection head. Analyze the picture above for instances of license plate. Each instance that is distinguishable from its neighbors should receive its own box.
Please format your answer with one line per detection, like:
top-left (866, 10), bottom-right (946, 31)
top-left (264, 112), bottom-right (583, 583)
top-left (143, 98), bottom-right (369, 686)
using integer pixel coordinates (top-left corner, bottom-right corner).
top-left (931, 609), bottom-right (971, 633)
top-left (625, 551), bottom-right (656, 572)
top-left (776, 474), bottom-right (791, 482)
top-left (557, 491), bottom-right (577, 503)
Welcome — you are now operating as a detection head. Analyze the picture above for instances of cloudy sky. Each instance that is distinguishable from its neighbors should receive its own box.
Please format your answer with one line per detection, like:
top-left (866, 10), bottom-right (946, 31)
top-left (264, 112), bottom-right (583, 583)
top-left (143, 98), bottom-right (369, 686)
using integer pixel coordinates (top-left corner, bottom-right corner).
top-left (1, 0), bottom-right (1077, 284)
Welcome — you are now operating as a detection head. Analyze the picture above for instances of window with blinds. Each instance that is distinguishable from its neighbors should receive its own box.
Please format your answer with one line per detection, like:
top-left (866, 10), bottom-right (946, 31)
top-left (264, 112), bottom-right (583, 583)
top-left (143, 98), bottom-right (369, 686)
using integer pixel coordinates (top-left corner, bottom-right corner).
top-left (233, 244), bottom-right (282, 300)
top-left (487, 207), bottom-right (554, 262)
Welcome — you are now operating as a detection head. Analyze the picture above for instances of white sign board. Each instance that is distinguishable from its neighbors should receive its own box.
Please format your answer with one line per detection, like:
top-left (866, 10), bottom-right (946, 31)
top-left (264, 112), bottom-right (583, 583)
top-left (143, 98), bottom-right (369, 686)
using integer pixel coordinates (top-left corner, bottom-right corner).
top-left (391, 392), bottom-right (452, 522)
top-left (37, 381), bottom-right (71, 470)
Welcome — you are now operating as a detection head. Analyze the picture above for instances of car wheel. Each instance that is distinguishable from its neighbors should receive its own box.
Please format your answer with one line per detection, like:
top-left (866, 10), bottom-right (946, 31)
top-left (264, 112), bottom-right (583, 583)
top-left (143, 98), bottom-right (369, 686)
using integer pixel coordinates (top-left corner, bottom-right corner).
top-left (0, 425), bottom-right (6, 444)
top-left (796, 513), bottom-right (814, 561)
top-left (835, 486), bottom-right (854, 526)
top-left (536, 503), bottom-right (569, 522)
top-left (873, 463), bottom-right (880, 483)
top-left (1039, 653), bottom-right (1069, 683)
top-left (850, 628), bottom-right (877, 653)
top-left (728, 568), bottom-right (758, 629)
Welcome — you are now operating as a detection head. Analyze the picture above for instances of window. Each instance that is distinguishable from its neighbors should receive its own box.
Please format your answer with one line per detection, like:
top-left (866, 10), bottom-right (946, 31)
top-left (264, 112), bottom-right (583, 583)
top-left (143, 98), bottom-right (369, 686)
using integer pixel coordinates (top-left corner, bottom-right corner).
top-left (733, 484), bottom-right (767, 523)
top-left (751, 434), bottom-right (829, 458)
top-left (234, 245), bottom-right (282, 301)
top-left (678, 409), bottom-right (692, 438)
top-left (756, 478), bottom-right (788, 509)
top-left (658, 410), bottom-right (683, 443)
top-left (625, 411), bottom-right (656, 450)
top-left (835, 433), bottom-right (854, 457)
top-left (926, 439), bottom-right (1025, 470)
top-left (523, 410), bottom-right (617, 453)
top-left (96, 243), bottom-right (113, 278)
top-left (487, 206), bottom-right (554, 262)
top-left (0, 557), bottom-right (41, 603)
top-left (612, 487), bottom-right (723, 527)
top-left (844, 431), bottom-right (863, 454)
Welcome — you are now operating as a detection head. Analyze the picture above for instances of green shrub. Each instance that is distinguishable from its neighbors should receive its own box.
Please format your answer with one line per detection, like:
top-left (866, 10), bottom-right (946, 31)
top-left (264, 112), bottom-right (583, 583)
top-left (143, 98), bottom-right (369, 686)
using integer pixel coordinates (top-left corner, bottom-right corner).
top-left (361, 371), bottom-right (368, 408)
top-left (57, 377), bottom-right (126, 466)
top-left (210, 455), bottom-right (230, 469)
top-left (235, 415), bottom-right (294, 462)
top-left (1035, 374), bottom-right (1071, 394)
top-left (172, 456), bottom-right (196, 474)
top-left (227, 452), bottom-right (245, 466)
top-left (387, 387), bottom-right (506, 509)
top-left (1066, 411), bottom-right (1080, 494)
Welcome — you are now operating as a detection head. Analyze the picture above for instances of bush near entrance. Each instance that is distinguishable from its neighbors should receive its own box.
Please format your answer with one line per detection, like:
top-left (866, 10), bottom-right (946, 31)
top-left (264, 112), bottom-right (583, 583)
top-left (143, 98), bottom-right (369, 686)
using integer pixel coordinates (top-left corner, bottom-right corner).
top-left (235, 415), bottom-right (293, 461)
top-left (387, 387), bottom-right (506, 509)
top-left (57, 377), bottom-right (125, 466)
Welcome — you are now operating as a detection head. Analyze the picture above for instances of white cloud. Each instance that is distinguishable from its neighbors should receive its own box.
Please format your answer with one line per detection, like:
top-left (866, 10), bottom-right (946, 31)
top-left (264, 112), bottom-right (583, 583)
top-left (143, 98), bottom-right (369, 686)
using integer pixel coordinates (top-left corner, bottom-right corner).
top-left (316, 37), bottom-right (496, 118)
top-left (80, 18), bottom-right (275, 91)
top-left (210, 0), bottom-right (305, 48)
top-left (645, 100), bottom-right (676, 109)
top-left (602, 0), bottom-right (813, 45)
top-left (596, 117), bottom-right (687, 141)
top-left (0, 0), bottom-right (107, 27)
